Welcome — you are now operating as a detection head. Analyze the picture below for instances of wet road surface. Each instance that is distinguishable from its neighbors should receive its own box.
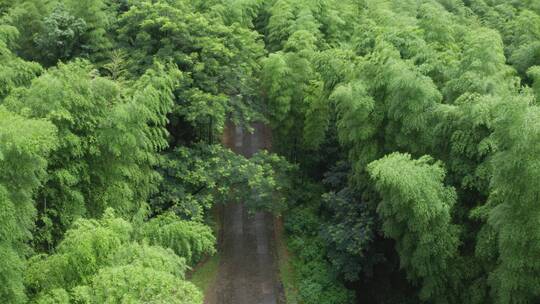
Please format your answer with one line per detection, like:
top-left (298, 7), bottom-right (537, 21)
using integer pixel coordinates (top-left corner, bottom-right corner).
top-left (205, 123), bottom-right (282, 304)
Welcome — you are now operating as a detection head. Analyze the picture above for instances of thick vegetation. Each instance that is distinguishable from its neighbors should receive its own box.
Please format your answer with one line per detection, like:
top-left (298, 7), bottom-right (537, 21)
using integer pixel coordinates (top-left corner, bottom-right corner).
top-left (0, 1), bottom-right (290, 303)
top-left (1, 0), bottom-right (540, 304)
top-left (258, 0), bottom-right (540, 303)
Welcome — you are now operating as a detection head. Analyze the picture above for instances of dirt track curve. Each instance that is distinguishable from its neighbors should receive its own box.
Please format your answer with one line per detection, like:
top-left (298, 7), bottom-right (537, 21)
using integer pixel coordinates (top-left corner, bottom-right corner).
top-left (205, 123), bottom-right (282, 304)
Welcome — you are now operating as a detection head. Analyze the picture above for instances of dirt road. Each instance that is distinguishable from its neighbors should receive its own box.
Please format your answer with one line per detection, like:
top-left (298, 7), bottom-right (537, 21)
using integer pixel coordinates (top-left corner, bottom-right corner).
top-left (205, 123), bottom-right (282, 304)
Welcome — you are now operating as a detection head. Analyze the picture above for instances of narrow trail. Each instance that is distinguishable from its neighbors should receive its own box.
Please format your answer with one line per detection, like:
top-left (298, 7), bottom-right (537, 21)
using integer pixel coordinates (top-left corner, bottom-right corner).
top-left (205, 123), bottom-right (282, 304)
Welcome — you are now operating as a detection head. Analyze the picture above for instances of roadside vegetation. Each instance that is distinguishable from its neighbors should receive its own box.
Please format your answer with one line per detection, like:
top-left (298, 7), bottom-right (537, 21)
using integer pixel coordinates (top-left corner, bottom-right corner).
top-left (189, 209), bottom-right (221, 295)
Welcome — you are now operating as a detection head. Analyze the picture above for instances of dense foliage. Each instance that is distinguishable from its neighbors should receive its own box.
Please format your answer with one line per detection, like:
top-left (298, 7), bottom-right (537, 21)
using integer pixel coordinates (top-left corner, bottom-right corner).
top-left (0, 1), bottom-right (291, 303)
top-left (1, 0), bottom-right (540, 303)
top-left (258, 0), bottom-right (540, 303)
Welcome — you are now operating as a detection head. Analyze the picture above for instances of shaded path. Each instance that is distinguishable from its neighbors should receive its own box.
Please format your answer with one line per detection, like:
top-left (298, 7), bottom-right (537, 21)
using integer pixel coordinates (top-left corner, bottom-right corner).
top-left (205, 123), bottom-right (282, 304)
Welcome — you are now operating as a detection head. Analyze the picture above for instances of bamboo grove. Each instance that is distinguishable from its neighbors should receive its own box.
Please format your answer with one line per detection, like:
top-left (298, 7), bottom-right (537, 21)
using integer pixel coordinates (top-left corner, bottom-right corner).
top-left (0, 0), bottom-right (539, 303)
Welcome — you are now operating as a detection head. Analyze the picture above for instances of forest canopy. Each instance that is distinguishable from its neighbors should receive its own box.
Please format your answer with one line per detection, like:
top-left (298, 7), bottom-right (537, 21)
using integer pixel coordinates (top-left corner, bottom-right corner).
top-left (0, 0), bottom-right (540, 303)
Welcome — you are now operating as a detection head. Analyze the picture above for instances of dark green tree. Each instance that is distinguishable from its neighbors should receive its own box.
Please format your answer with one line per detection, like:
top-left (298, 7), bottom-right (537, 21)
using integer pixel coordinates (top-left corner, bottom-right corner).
top-left (33, 4), bottom-right (88, 67)
top-left (116, 0), bottom-right (265, 142)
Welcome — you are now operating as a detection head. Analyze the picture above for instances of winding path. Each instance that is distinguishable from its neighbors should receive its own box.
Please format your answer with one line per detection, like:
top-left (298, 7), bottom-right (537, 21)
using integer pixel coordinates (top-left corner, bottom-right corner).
top-left (205, 123), bottom-right (282, 304)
